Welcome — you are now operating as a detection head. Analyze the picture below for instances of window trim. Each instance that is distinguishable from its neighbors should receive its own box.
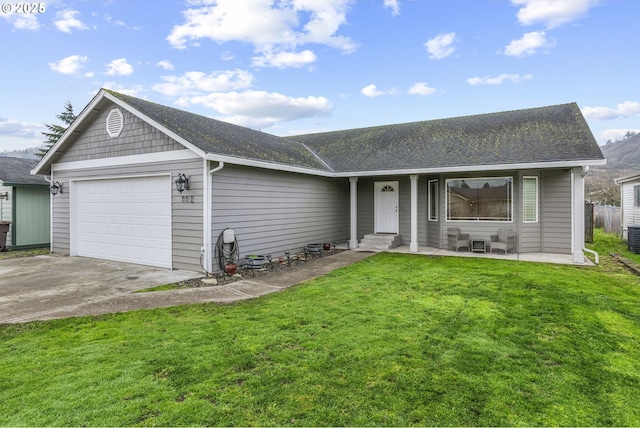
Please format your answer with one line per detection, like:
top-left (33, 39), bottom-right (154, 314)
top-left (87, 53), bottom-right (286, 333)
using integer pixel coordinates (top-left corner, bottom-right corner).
top-left (522, 176), bottom-right (539, 223)
top-left (428, 179), bottom-right (438, 221)
top-left (445, 176), bottom-right (513, 222)
top-left (634, 184), bottom-right (640, 207)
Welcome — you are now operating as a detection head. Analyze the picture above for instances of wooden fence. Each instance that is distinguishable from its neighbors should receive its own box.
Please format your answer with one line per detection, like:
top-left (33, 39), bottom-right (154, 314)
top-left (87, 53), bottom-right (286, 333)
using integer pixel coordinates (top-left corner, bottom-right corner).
top-left (594, 205), bottom-right (621, 235)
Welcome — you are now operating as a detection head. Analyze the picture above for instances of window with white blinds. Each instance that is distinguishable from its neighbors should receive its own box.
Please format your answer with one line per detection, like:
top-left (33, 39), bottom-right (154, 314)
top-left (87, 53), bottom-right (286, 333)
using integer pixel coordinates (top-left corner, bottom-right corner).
top-left (523, 176), bottom-right (538, 223)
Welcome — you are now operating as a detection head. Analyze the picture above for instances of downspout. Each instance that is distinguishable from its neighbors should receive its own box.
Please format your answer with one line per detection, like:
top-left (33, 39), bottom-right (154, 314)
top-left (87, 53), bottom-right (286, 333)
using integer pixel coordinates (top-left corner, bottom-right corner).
top-left (202, 162), bottom-right (225, 273)
top-left (581, 166), bottom-right (599, 264)
top-left (209, 161), bottom-right (225, 175)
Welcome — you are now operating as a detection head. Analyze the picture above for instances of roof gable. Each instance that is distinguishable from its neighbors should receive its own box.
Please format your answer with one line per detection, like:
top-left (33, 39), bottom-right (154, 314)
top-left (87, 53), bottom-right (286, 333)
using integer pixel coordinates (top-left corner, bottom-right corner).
top-left (291, 103), bottom-right (605, 173)
top-left (105, 90), bottom-right (332, 172)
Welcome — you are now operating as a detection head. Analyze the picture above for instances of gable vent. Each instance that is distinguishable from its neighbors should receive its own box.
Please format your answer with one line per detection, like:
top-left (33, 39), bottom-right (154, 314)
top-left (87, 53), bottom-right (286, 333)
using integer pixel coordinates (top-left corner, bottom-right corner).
top-left (106, 108), bottom-right (124, 137)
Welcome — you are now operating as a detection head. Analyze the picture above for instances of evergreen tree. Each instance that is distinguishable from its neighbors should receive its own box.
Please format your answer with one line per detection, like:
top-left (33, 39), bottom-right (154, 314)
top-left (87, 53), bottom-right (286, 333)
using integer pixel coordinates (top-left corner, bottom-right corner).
top-left (38, 101), bottom-right (76, 158)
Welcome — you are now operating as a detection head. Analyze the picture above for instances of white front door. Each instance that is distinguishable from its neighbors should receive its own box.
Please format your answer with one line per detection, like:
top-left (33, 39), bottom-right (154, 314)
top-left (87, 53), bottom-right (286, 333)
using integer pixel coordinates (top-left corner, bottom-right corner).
top-left (374, 181), bottom-right (399, 233)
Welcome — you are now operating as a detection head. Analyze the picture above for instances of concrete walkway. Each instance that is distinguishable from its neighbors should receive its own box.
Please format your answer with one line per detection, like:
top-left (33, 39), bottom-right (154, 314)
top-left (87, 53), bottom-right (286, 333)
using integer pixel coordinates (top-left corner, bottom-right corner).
top-left (1, 251), bottom-right (375, 324)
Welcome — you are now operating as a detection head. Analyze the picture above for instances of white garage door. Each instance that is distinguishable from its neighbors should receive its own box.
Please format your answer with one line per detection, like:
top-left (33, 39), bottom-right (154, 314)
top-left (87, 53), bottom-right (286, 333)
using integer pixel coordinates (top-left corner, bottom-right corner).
top-left (72, 175), bottom-right (172, 268)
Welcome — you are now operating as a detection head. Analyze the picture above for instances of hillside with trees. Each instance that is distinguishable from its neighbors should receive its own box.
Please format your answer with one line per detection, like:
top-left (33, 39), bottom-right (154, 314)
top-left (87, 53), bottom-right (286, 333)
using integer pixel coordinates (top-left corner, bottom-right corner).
top-left (585, 132), bottom-right (640, 206)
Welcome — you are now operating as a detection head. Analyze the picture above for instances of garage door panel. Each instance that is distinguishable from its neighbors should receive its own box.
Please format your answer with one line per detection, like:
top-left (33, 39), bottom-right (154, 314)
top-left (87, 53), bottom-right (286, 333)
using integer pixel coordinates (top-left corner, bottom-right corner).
top-left (73, 176), bottom-right (172, 268)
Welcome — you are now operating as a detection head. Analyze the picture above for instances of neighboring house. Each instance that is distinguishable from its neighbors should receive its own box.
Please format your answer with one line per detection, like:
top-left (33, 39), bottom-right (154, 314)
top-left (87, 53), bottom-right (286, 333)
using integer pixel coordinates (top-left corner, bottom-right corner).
top-left (0, 157), bottom-right (51, 249)
top-left (32, 89), bottom-right (605, 271)
top-left (614, 172), bottom-right (640, 240)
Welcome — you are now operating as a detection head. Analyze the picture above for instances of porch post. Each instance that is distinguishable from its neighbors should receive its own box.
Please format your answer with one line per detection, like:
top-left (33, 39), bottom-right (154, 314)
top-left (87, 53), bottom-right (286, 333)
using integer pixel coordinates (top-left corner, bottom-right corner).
top-left (410, 175), bottom-right (419, 252)
top-left (572, 168), bottom-right (585, 263)
top-left (349, 177), bottom-right (359, 249)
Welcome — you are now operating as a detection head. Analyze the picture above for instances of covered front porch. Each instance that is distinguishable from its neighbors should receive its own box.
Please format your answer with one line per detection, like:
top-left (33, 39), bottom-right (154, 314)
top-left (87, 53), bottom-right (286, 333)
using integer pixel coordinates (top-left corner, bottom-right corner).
top-left (347, 243), bottom-right (596, 266)
top-left (346, 168), bottom-right (591, 265)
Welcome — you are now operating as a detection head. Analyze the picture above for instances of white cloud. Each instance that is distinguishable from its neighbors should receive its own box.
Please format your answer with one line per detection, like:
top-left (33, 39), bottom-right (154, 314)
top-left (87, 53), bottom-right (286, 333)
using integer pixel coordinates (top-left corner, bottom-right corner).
top-left (54, 10), bottom-right (88, 33)
top-left (504, 31), bottom-right (555, 57)
top-left (48, 55), bottom-right (89, 75)
top-left (581, 101), bottom-right (640, 121)
top-left (599, 128), bottom-right (640, 144)
top-left (152, 69), bottom-right (254, 97)
top-left (105, 58), bottom-right (133, 76)
top-left (156, 60), bottom-right (174, 71)
top-left (384, 0), bottom-right (400, 16)
top-left (424, 32), bottom-right (456, 59)
top-left (184, 90), bottom-right (333, 129)
top-left (1, 12), bottom-right (40, 30)
top-left (252, 50), bottom-right (317, 68)
top-left (0, 115), bottom-right (45, 139)
top-left (467, 73), bottom-right (533, 85)
top-left (511, 0), bottom-right (600, 29)
top-left (408, 82), bottom-right (437, 96)
top-left (361, 84), bottom-right (397, 97)
top-left (166, 0), bottom-right (356, 68)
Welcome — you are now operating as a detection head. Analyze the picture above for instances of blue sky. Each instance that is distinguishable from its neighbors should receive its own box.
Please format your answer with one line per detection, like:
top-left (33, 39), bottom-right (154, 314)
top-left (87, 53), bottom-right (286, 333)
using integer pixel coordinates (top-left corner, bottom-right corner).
top-left (1, 0), bottom-right (639, 153)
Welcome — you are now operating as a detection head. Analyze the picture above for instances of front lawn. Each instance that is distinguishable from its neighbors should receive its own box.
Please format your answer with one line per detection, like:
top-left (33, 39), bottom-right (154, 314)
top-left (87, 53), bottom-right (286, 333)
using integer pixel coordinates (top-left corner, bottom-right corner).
top-left (1, 231), bottom-right (639, 426)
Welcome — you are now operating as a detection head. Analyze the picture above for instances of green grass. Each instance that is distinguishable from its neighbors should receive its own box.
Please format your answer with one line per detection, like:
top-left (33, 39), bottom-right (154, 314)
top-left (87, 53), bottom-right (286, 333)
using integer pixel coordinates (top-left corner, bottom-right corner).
top-left (0, 247), bottom-right (50, 260)
top-left (1, 230), bottom-right (639, 426)
top-left (134, 283), bottom-right (181, 293)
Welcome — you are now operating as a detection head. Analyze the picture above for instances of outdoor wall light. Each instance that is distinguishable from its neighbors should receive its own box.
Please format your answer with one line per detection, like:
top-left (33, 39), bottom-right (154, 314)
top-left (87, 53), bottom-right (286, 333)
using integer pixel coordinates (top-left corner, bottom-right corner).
top-left (0, 192), bottom-right (8, 200)
top-left (175, 173), bottom-right (189, 193)
top-left (49, 181), bottom-right (63, 196)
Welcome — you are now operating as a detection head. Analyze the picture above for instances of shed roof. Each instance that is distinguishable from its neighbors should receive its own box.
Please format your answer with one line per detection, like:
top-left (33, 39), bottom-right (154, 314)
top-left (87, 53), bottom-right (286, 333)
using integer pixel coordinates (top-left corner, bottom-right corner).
top-left (0, 157), bottom-right (47, 185)
top-left (291, 103), bottom-right (605, 173)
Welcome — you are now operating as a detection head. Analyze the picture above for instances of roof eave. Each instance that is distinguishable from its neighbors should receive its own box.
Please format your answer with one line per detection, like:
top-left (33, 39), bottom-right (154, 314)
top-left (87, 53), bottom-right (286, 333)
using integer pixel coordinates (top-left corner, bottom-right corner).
top-left (333, 159), bottom-right (607, 177)
top-left (204, 153), bottom-right (334, 177)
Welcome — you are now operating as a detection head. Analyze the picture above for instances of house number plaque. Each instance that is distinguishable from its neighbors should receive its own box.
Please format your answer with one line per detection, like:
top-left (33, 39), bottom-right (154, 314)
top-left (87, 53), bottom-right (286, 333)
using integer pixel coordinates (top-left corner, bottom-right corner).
top-left (181, 195), bottom-right (194, 203)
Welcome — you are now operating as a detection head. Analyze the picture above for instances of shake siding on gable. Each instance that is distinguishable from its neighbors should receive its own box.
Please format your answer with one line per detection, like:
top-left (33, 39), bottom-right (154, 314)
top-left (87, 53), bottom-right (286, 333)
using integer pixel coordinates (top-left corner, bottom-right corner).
top-left (210, 165), bottom-right (350, 261)
top-left (59, 108), bottom-right (184, 162)
top-left (540, 169), bottom-right (572, 253)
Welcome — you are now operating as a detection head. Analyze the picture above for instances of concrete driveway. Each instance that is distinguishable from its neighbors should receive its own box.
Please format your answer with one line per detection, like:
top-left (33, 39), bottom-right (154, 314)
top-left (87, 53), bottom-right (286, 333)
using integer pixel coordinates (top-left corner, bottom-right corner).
top-left (0, 254), bottom-right (201, 324)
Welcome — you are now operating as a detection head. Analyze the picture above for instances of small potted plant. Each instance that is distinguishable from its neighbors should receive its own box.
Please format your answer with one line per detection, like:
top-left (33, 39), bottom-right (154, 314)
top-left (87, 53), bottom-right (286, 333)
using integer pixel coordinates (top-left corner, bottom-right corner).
top-left (224, 263), bottom-right (237, 275)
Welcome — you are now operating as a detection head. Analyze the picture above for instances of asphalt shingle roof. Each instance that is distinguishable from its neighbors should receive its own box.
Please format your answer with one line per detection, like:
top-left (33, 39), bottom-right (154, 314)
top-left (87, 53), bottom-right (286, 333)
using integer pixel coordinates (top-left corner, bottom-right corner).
top-left (0, 157), bottom-right (47, 185)
top-left (107, 90), bottom-right (331, 172)
top-left (290, 103), bottom-right (605, 173)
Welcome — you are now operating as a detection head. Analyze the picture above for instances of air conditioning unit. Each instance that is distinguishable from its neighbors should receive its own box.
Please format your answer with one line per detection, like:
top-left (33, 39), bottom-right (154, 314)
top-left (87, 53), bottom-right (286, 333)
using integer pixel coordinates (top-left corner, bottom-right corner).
top-left (628, 226), bottom-right (640, 254)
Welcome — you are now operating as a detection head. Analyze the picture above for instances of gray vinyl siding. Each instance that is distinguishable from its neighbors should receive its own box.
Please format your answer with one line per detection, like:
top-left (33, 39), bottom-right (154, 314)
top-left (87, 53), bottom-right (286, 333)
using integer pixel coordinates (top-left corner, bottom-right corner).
top-left (58, 106), bottom-right (184, 163)
top-left (356, 177), bottom-right (374, 240)
top-left (50, 157), bottom-right (204, 271)
top-left (540, 169), bottom-right (572, 253)
top-left (620, 180), bottom-right (640, 240)
top-left (210, 165), bottom-right (350, 266)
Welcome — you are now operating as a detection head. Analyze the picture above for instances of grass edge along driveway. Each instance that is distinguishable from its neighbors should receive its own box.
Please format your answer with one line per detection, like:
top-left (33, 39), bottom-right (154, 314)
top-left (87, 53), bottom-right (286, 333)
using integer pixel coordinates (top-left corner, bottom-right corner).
top-left (1, 230), bottom-right (639, 426)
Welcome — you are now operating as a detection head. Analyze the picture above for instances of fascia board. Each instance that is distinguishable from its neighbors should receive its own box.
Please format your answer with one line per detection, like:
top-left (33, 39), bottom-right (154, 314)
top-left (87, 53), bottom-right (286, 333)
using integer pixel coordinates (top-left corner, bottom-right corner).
top-left (332, 159), bottom-right (608, 177)
top-left (614, 173), bottom-right (640, 185)
top-left (51, 149), bottom-right (201, 172)
top-left (204, 154), bottom-right (335, 177)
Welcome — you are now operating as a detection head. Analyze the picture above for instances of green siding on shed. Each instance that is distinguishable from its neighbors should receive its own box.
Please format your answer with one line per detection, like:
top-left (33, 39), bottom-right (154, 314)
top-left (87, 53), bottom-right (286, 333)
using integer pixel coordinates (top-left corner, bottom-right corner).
top-left (13, 186), bottom-right (50, 247)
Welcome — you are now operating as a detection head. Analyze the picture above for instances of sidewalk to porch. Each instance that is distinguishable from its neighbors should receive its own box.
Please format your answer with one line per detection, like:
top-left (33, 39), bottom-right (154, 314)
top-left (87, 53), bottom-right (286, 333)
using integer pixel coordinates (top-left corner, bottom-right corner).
top-left (351, 245), bottom-right (596, 266)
